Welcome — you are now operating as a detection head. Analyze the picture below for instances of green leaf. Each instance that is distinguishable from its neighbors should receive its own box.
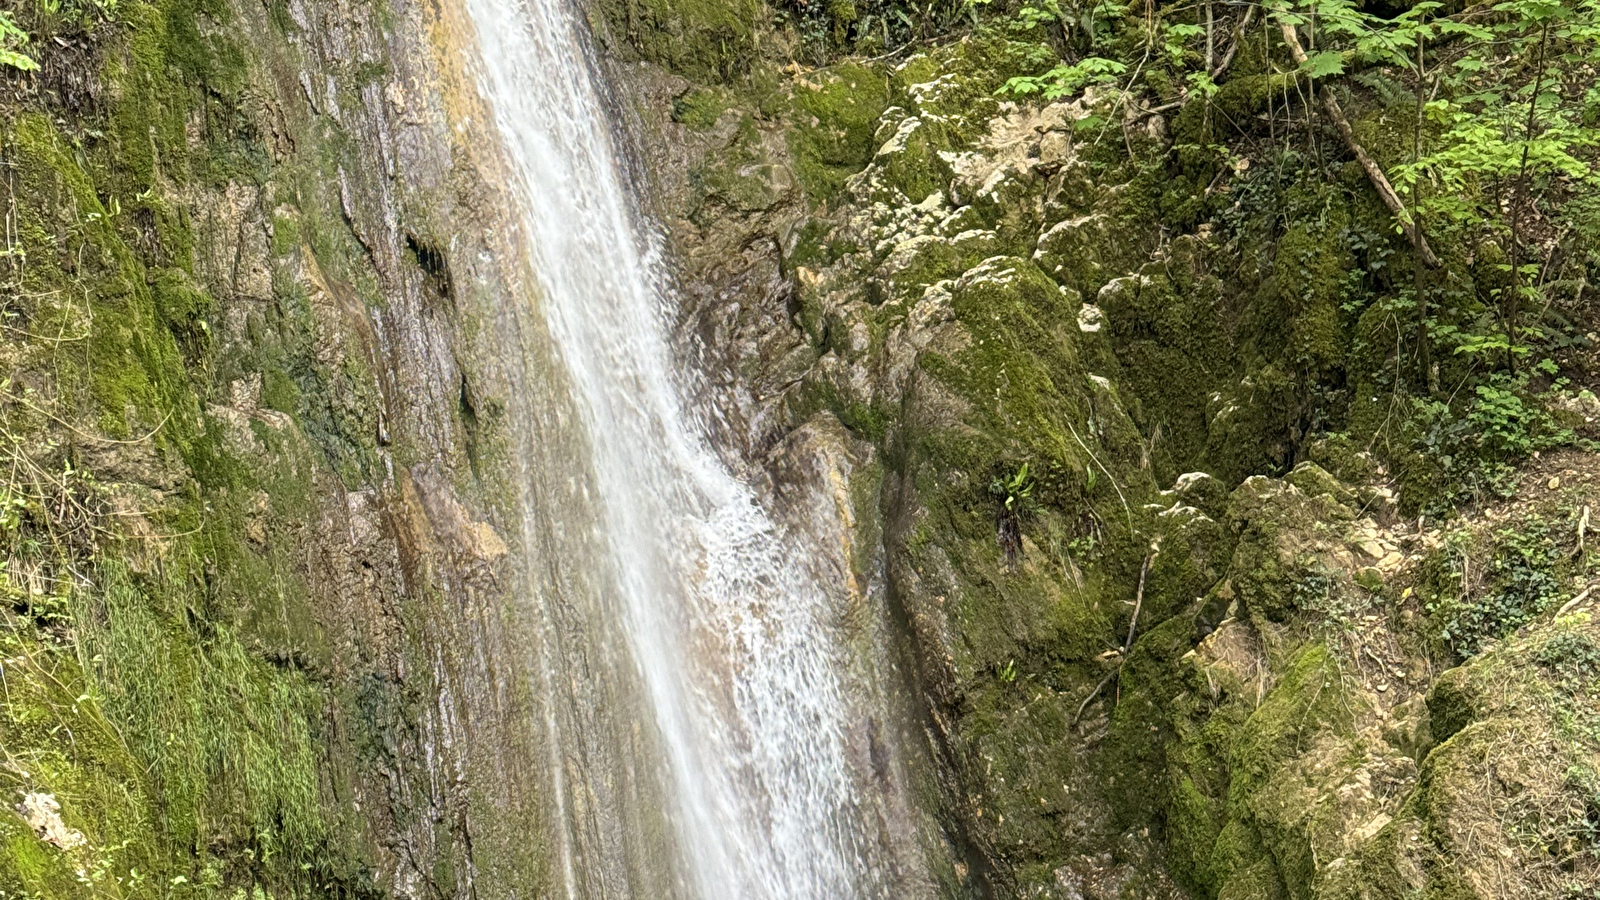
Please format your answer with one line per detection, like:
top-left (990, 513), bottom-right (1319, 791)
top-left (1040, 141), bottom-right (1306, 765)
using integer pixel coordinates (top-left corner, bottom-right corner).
top-left (1301, 50), bottom-right (1346, 78)
top-left (0, 48), bottom-right (36, 72)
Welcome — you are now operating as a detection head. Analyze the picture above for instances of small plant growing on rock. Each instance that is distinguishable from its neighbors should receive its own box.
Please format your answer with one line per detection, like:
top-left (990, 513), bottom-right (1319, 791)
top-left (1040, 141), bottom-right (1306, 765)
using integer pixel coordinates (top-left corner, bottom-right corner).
top-left (991, 462), bottom-right (1035, 565)
top-left (1539, 630), bottom-right (1600, 695)
top-left (1430, 520), bottom-right (1566, 657)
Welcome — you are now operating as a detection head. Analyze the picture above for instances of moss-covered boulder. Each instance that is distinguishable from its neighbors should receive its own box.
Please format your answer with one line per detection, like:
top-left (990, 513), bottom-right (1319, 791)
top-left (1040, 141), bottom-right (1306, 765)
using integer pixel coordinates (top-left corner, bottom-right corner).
top-left (600, 0), bottom-right (763, 82)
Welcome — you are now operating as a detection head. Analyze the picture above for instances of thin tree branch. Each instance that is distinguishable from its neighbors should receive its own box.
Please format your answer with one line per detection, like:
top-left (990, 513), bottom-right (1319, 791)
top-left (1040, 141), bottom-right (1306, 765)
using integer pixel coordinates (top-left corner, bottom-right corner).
top-left (1072, 670), bottom-right (1119, 728)
top-left (1279, 19), bottom-right (1442, 269)
top-left (1125, 4), bottom-right (1258, 124)
top-left (1507, 19), bottom-right (1553, 373)
top-left (1123, 545), bottom-right (1157, 652)
top-left (1211, 3), bottom-right (1257, 79)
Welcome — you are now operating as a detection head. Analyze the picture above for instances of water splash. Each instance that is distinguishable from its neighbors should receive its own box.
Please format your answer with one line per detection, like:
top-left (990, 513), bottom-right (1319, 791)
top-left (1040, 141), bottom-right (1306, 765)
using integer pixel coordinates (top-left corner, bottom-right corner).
top-left (460, 0), bottom-right (886, 896)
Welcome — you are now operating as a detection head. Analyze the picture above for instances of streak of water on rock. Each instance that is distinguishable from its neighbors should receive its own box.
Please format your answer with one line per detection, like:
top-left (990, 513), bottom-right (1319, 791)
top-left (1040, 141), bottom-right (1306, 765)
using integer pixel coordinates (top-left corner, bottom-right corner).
top-left (460, 1), bottom-right (890, 896)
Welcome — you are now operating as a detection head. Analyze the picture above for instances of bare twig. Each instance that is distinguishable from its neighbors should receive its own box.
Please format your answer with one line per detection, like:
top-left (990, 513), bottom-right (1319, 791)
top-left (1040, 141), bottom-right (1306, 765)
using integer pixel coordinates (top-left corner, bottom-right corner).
top-left (3, 391), bottom-right (169, 445)
top-left (1211, 3), bottom-right (1257, 80)
top-left (1505, 19), bottom-right (1553, 373)
top-left (1556, 586), bottom-right (1593, 618)
top-left (1206, 0), bottom-right (1215, 72)
top-left (1065, 419), bottom-right (1132, 528)
top-left (1073, 543), bottom-right (1159, 730)
top-left (1127, 98), bottom-right (1184, 124)
top-left (1124, 545), bottom-right (1157, 652)
top-left (1575, 504), bottom-right (1590, 558)
top-left (1072, 670), bottom-right (1119, 727)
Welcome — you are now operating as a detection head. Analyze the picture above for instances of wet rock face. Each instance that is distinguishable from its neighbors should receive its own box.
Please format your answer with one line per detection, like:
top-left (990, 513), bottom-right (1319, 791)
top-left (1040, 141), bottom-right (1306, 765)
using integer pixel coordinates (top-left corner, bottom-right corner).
top-left (0, 0), bottom-right (557, 895)
top-left (610, 34), bottom-right (1191, 895)
top-left (196, 2), bottom-right (565, 896)
top-left (606, 18), bottom-right (1600, 899)
top-left (187, 1), bottom-right (562, 893)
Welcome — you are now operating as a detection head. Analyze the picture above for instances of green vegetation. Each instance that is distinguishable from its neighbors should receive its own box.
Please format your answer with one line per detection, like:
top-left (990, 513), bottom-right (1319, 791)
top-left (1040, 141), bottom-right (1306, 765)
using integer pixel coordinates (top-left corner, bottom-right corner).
top-left (906, 0), bottom-right (1600, 510)
top-left (0, 11), bottom-right (36, 70)
top-left (0, 0), bottom-right (401, 896)
top-left (681, 0), bottom-right (1600, 886)
top-left (1428, 518), bottom-right (1567, 656)
top-left (0, 0), bottom-right (1595, 891)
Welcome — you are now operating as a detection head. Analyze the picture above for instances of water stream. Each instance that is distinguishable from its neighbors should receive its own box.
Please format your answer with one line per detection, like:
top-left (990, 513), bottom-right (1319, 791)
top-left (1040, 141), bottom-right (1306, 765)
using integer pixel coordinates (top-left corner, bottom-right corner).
top-left (460, 1), bottom-right (906, 896)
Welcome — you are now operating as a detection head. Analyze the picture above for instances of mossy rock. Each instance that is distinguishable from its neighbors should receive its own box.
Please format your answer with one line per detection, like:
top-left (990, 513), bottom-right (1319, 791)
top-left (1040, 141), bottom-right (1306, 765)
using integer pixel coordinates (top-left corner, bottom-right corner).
top-left (1096, 266), bottom-right (1226, 479)
top-left (672, 85), bottom-right (733, 129)
top-left (1171, 471), bottom-right (1230, 520)
top-left (1283, 461), bottom-right (1359, 508)
top-left (1141, 504), bottom-right (1231, 627)
top-left (1105, 613), bottom-right (1200, 820)
top-left (0, 1), bottom-right (423, 895)
top-left (788, 62), bottom-right (893, 201)
top-left (1171, 73), bottom-right (1293, 148)
top-left (860, 116), bottom-right (956, 204)
top-left (1205, 366), bottom-right (1300, 485)
top-left (886, 253), bottom-right (1164, 884)
top-left (692, 115), bottom-right (796, 215)
top-left (1225, 476), bottom-right (1354, 623)
top-left (601, 0), bottom-right (762, 82)
top-left (1033, 215), bottom-right (1112, 299)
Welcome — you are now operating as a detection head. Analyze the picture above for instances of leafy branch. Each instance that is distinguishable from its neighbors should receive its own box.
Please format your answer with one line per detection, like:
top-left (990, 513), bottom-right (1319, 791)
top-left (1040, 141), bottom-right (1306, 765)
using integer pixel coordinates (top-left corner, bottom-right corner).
top-left (1276, 11), bottom-right (1443, 266)
top-left (1000, 55), bottom-right (1127, 99)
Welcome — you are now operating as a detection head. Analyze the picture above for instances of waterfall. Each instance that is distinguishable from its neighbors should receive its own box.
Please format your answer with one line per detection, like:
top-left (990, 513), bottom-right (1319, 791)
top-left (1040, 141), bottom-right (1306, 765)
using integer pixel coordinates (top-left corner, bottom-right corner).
top-left (459, 1), bottom-right (900, 897)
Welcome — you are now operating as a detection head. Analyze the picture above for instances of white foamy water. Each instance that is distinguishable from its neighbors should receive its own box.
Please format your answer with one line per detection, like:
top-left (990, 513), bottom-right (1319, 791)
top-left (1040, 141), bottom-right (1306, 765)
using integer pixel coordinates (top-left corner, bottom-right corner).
top-left (460, 0), bottom-right (884, 896)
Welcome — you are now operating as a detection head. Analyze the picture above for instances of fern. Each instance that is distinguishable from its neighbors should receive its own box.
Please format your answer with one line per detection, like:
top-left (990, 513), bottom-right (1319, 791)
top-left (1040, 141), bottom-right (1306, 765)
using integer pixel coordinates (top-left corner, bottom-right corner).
top-left (0, 12), bottom-right (36, 72)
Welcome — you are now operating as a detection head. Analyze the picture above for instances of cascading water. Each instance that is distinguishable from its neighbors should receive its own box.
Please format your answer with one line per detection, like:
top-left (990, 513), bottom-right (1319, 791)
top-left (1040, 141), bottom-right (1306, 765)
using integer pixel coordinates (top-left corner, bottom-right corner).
top-left (460, 1), bottom-right (909, 897)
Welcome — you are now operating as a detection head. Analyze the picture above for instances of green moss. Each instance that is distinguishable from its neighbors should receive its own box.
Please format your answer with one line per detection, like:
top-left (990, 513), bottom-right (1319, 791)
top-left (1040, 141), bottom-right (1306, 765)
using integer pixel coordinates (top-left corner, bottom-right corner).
top-left (1229, 642), bottom-right (1345, 790)
top-left (75, 563), bottom-right (324, 862)
top-left (1093, 463), bottom-right (1384, 897)
top-left (871, 116), bottom-right (954, 203)
top-left (0, 628), bottom-right (162, 900)
top-left (894, 259), bottom-right (1161, 684)
top-left (151, 268), bottom-right (214, 360)
top-left (602, 0), bottom-right (762, 83)
top-left (1137, 638), bottom-right (1351, 898)
top-left (1095, 261), bottom-right (1225, 480)
top-left (692, 114), bottom-right (790, 214)
top-left (1171, 73), bottom-right (1294, 148)
top-left (1249, 217), bottom-right (1354, 379)
top-left (672, 86), bottom-right (732, 129)
top-left (1104, 614), bottom-right (1198, 819)
top-left (890, 36), bottom-right (1047, 140)
top-left (875, 235), bottom-right (963, 302)
top-left (786, 62), bottom-right (891, 201)
top-left (922, 259), bottom-right (1089, 475)
top-left (1225, 477), bottom-right (1352, 622)
top-left (871, 246), bottom-right (1172, 884)
top-left (0, 1), bottom-right (398, 895)
top-left (7, 114), bottom-right (201, 446)
top-left (270, 212), bottom-right (301, 257)
top-left (1215, 857), bottom-right (1288, 900)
